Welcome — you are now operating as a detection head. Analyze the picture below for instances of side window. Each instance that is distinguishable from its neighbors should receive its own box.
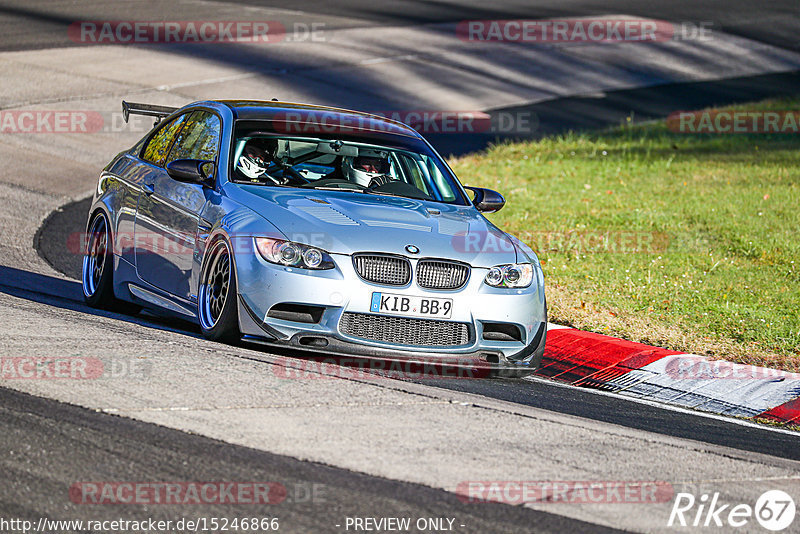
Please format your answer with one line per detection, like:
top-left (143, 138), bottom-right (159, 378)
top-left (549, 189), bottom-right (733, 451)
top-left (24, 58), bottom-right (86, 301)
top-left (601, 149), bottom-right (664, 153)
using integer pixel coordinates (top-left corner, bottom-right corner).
top-left (142, 115), bottom-right (187, 166)
top-left (166, 111), bottom-right (221, 164)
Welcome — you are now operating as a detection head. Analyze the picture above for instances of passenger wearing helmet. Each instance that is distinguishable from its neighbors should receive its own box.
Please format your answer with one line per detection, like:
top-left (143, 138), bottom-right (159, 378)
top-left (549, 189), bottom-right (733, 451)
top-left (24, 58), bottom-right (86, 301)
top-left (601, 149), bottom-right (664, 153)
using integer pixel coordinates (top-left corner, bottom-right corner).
top-left (236, 138), bottom-right (281, 183)
top-left (342, 152), bottom-right (393, 188)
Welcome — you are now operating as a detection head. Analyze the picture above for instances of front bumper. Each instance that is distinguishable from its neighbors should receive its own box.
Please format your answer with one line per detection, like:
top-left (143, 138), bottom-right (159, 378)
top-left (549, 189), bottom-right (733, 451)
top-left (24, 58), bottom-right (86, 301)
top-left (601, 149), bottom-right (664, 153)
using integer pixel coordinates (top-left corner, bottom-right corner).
top-left (234, 245), bottom-right (547, 368)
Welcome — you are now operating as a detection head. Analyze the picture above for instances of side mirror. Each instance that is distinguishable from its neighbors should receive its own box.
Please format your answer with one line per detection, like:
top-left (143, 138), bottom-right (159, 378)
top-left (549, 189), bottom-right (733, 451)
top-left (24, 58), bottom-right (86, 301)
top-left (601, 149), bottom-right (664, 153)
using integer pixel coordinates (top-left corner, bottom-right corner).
top-left (166, 159), bottom-right (215, 187)
top-left (464, 186), bottom-right (505, 213)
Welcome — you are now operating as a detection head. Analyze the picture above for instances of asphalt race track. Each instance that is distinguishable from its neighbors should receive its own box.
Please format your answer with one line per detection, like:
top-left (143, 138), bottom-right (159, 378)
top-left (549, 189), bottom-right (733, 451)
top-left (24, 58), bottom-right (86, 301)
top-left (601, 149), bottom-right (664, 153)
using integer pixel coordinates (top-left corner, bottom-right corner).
top-left (3, 1), bottom-right (800, 533)
top-left (1, 386), bottom-right (616, 533)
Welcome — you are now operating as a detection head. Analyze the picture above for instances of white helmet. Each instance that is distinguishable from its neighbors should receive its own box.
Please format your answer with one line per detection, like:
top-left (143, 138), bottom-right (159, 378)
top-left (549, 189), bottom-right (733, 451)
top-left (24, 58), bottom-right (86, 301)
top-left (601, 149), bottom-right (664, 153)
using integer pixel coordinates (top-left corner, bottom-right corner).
top-left (237, 155), bottom-right (267, 179)
top-left (342, 151), bottom-right (391, 187)
top-left (236, 138), bottom-right (275, 179)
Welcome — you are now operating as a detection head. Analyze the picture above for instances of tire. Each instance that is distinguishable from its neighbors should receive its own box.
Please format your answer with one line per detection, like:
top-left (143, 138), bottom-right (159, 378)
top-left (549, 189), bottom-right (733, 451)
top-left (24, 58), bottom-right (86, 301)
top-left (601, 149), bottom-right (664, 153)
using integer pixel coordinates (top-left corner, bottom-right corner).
top-left (82, 213), bottom-right (115, 308)
top-left (198, 238), bottom-right (240, 342)
top-left (82, 212), bottom-right (142, 314)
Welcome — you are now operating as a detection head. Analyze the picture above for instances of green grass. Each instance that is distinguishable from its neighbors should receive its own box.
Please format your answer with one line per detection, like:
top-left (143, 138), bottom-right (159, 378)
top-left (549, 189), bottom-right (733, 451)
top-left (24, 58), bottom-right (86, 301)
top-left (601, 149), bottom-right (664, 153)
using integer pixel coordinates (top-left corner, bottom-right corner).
top-left (449, 97), bottom-right (800, 369)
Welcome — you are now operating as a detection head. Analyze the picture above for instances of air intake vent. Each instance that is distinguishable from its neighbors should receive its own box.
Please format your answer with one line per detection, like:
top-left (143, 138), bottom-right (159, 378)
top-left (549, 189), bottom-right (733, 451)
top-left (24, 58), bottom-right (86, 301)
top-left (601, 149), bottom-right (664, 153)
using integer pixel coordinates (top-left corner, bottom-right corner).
top-left (353, 254), bottom-right (411, 286)
top-left (340, 312), bottom-right (470, 347)
top-left (417, 260), bottom-right (470, 290)
top-left (267, 303), bottom-right (324, 324)
top-left (481, 322), bottom-right (523, 342)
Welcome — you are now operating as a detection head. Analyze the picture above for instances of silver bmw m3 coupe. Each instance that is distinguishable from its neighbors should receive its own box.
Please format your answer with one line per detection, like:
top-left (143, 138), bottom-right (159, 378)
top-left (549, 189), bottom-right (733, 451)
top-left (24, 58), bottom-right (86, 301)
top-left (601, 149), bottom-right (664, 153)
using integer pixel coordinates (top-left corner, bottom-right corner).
top-left (83, 100), bottom-right (547, 374)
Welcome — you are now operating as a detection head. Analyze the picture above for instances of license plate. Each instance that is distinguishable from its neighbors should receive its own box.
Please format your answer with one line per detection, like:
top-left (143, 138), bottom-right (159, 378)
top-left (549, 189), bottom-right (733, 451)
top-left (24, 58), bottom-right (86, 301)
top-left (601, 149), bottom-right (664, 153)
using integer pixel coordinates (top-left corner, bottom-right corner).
top-left (370, 292), bottom-right (453, 319)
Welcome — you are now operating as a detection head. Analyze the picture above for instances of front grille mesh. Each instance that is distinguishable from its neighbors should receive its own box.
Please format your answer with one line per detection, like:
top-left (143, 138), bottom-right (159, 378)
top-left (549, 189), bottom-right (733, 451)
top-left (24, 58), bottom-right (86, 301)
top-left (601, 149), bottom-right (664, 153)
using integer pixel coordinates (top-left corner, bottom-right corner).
top-left (340, 312), bottom-right (470, 347)
top-left (417, 260), bottom-right (469, 290)
top-left (353, 254), bottom-right (411, 286)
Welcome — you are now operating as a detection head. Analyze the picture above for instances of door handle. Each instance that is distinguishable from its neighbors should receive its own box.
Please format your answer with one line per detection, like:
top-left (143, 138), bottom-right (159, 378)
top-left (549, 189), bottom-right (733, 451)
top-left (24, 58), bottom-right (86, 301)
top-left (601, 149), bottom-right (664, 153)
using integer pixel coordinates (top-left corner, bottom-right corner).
top-left (142, 183), bottom-right (155, 195)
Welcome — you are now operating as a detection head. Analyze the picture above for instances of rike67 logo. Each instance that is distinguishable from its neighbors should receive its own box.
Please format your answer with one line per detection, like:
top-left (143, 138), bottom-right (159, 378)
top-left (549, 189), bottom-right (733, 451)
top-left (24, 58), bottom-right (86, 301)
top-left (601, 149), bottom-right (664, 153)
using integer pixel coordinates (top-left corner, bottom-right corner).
top-left (668, 490), bottom-right (795, 531)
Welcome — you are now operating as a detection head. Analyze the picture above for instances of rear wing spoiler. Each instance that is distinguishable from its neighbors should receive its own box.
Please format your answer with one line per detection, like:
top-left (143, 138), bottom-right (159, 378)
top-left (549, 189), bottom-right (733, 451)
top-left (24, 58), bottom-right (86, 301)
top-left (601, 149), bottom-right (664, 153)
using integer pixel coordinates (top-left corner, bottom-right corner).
top-left (122, 100), bottom-right (179, 125)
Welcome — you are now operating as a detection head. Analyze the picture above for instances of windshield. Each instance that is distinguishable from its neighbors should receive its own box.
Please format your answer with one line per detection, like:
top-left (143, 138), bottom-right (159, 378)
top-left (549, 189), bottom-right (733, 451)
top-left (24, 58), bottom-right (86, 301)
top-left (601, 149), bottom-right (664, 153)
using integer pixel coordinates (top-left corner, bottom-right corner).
top-left (229, 132), bottom-right (469, 205)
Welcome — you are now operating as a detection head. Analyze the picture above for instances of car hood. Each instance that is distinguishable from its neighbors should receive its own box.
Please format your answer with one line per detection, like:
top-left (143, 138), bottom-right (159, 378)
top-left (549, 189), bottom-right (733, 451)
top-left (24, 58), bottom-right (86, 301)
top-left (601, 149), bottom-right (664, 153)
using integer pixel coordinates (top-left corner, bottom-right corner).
top-left (230, 186), bottom-right (519, 267)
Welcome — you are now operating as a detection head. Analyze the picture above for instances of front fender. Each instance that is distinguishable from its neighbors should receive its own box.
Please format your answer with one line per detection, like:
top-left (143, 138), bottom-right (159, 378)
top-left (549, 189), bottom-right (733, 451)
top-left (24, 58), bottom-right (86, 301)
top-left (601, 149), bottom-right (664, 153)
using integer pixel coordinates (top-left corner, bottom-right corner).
top-left (192, 201), bottom-right (286, 300)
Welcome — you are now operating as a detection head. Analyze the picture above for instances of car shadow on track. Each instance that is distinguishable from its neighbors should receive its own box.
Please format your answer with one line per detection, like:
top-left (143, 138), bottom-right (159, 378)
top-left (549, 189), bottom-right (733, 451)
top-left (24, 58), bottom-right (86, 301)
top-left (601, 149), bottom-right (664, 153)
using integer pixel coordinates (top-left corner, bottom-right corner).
top-left (0, 263), bottom-right (204, 337)
top-left (0, 263), bottom-right (497, 381)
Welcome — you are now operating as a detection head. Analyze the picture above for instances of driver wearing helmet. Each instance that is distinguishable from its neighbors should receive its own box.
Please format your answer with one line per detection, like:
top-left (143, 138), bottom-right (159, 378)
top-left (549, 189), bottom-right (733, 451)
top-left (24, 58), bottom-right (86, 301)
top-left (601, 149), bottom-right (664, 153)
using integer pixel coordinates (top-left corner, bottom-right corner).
top-left (342, 152), bottom-right (393, 188)
top-left (236, 137), bottom-right (281, 183)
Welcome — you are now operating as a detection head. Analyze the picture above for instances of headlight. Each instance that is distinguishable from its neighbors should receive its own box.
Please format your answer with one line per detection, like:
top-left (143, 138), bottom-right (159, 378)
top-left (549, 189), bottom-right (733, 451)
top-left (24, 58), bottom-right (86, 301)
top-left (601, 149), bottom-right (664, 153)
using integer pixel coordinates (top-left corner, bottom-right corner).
top-left (254, 238), bottom-right (334, 270)
top-left (484, 263), bottom-right (534, 288)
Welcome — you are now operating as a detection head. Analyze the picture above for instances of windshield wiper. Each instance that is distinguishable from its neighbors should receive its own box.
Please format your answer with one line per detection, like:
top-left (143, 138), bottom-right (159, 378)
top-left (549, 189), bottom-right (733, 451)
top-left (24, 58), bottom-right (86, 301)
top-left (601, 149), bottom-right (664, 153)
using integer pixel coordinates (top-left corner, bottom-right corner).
top-left (307, 186), bottom-right (362, 192)
top-left (362, 186), bottom-right (432, 201)
top-left (361, 189), bottom-right (407, 198)
top-left (304, 185), bottom-right (409, 198)
top-left (236, 181), bottom-right (291, 187)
